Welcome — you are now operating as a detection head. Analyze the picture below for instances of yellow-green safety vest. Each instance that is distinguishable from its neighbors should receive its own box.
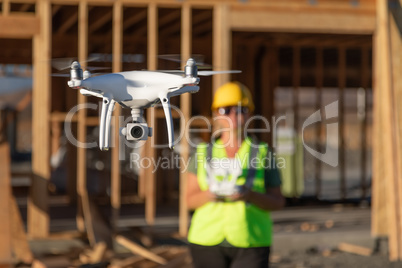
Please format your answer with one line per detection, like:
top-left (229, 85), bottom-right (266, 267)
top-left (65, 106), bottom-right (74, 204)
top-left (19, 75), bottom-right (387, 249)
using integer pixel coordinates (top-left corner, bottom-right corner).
top-left (188, 138), bottom-right (273, 248)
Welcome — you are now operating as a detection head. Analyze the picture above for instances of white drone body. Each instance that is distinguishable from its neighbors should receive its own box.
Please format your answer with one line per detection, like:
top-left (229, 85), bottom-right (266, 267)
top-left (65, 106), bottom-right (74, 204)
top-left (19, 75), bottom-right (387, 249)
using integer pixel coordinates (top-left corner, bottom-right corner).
top-left (67, 58), bottom-right (239, 151)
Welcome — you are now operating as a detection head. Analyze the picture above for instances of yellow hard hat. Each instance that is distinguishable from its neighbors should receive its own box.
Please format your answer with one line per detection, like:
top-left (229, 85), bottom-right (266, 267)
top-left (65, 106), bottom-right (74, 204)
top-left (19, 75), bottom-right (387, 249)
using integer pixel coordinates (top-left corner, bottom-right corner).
top-left (211, 81), bottom-right (255, 112)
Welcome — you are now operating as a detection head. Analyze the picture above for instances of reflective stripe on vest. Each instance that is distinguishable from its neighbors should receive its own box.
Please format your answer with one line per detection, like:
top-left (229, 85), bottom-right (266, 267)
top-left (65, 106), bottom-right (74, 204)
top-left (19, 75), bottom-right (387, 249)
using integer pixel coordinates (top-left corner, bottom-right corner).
top-left (188, 138), bottom-right (273, 248)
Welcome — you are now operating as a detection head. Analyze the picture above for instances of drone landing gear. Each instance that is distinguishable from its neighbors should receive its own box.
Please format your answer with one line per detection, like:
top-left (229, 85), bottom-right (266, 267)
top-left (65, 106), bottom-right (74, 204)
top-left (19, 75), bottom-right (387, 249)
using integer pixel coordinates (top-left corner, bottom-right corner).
top-left (159, 94), bottom-right (174, 149)
top-left (99, 96), bottom-right (115, 151)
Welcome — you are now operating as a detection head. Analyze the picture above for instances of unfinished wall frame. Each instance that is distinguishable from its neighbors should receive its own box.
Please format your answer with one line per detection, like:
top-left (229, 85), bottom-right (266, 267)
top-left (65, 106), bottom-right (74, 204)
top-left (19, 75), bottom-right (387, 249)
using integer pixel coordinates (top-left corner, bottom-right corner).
top-left (7, 0), bottom-right (402, 262)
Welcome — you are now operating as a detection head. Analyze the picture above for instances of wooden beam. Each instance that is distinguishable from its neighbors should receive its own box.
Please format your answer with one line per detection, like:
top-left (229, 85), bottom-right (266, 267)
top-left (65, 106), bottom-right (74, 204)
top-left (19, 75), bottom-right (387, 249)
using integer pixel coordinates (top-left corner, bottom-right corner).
top-left (89, 9), bottom-right (113, 34)
top-left (77, 0), bottom-right (90, 239)
top-left (159, 9), bottom-right (180, 26)
top-left (2, 0), bottom-right (10, 16)
top-left (10, 196), bottom-right (33, 264)
top-left (115, 235), bottom-right (167, 265)
top-left (179, 3), bottom-right (191, 237)
top-left (389, 3), bottom-right (402, 259)
top-left (19, 4), bottom-right (33, 12)
top-left (145, 2), bottom-right (158, 226)
top-left (292, 46), bottom-right (301, 198)
top-left (371, 24), bottom-right (388, 237)
top-left (229, 9), bottom-right (375, 34)
top-left (0, 142), bottom-right (12, 264)
top-left (338, 47), bottom-right (346, 200)
top-left (29, 0), bottom-right (51, 238)
top-left (123, 9), bottom-right (147, 31)
top-left (0, 15), bottom-right (40, 38)
top-left (111, 0), bottom-right (122, 233)
top-left (373, 0), bottom-right (402, 261)
top-left (159, 20), bottom-right (181, 37)
top-left (315, 47), bottom-right (323, 200)
top-left (360, 47), bottom-right (369, 200)
top-left (56, 11), bottom-right (78, 35)
top-left (213, 3), bottom-right (230, 92)
top-left (338, 242), bottom-right (373, 257)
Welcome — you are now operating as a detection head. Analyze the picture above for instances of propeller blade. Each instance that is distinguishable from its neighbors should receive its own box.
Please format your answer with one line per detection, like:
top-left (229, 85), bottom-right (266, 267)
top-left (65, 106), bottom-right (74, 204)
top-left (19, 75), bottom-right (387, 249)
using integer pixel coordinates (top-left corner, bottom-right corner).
top-left (51, 72), bottom-right (107, 78)
top-left (50, 56), bottom-right (101, 71)
top-left (151, 70), bottom-right (185, 75)
top-left (51, 73), bottom-right (70, 77)
top-left (158, 54), bottom-right (212, 68)
top-left (51, 58), bottom-right (76, 71)
top-left (86, 66), bottom-right (110, 71)
top-left (198, 70), bottom-right (242, 76)
top-left (159, 54), bottom-right (205, 64)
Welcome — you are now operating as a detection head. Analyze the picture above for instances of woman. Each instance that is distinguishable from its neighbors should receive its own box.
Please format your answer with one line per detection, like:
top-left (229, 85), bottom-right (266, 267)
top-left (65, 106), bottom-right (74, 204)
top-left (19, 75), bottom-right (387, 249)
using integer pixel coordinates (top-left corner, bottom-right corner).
top-left (186, 81), bottom-right (285, 268)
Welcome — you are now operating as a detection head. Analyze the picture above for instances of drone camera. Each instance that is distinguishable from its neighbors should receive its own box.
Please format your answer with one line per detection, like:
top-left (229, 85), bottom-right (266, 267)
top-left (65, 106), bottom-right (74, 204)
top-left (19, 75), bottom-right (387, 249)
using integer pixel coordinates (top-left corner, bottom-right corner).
top-left (122, 123), bottom-right (152, 141)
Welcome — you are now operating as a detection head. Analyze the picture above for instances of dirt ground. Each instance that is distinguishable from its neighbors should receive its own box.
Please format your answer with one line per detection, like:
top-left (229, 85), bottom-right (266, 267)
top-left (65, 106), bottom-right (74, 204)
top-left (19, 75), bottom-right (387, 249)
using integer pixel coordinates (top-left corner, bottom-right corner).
top-left (269, 205), bottom-right (399, 268)
top-left (26, 204), bottom-right (402, 268)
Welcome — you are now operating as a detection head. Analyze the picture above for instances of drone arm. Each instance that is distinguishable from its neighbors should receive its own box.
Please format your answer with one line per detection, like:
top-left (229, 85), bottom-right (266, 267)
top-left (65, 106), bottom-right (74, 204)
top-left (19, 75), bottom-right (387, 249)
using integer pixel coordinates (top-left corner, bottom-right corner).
top-left (159, 94), bottom-right (174, 149)
top-left (99, 96), bottom-right (115, 151)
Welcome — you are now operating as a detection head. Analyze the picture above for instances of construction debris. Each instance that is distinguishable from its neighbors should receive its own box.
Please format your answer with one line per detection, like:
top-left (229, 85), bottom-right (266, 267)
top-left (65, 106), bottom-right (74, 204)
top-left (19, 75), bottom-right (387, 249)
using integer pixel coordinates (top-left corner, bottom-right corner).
top-left (337, 242), bottom-right (372, 257)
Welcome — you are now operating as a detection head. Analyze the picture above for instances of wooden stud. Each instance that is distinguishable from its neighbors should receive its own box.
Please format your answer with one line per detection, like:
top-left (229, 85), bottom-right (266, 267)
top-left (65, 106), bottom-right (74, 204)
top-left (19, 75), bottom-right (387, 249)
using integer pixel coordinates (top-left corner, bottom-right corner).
top-left (10, 196), bottom-right (34, 264)
top-left (388, 1), bottom-right (402, 260)
top-left (77, 0), bottom-right (93, 242)
top-left (145, 2), bottom-right (158, 225)
top-left (212, 3), bottom-right (230, 92)
top-left (111, 0), bottom-right (122, 233)
top-left (29, 0), bottom-right (51, 238)
top-left (2, 0), bottom-right (10, 16)
top-left (371, 15), bottom-right (388, 239)
top-left (179, 2), bottom-right (191, 237)
top-left (0, 142), bottom-right (12, 264)
top-left (292, 46), bottom-right (300, 198)
top-left (315, 47), bottom-right (323, 199)
top-left (360, 47), bottom-right (368, 200)
top-left (338, 46), bottom-right (346, 200)
top-left (373, 0), bottom-right (401, 260)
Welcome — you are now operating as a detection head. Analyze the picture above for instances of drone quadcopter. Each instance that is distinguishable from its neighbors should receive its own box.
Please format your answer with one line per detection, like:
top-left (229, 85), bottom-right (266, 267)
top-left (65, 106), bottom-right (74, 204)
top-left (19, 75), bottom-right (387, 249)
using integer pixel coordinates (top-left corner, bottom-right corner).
top-left (66, 58), bottom-right (240, 151)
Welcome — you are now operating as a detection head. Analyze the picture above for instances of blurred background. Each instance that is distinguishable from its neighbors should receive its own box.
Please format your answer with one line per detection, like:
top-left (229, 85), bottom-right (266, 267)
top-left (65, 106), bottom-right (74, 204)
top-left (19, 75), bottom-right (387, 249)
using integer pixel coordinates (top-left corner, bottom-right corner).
top-left (0, 0), bottom-right (401, 267)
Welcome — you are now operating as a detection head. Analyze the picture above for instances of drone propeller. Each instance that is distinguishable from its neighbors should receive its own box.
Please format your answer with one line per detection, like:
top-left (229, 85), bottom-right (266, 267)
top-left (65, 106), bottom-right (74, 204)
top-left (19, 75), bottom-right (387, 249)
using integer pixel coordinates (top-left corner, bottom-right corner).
top-left (198, 70), bottom-right (241, 76)
top-left (154, 69), bottom-right (241, 76)
top-left (51, 56), bottom-right (102, 71)
top-left (158, 54), bottom-right (212, 69)
top-left (51, 72), bottom-right (107, 78)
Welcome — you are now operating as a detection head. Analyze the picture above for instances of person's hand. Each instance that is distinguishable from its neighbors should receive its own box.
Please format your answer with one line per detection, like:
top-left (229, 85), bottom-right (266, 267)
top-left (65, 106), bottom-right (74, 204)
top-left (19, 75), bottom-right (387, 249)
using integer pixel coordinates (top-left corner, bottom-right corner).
top-left (227, 186), bottom-right (251, 202)
top-left (206, 190), bottom-right (220, 202)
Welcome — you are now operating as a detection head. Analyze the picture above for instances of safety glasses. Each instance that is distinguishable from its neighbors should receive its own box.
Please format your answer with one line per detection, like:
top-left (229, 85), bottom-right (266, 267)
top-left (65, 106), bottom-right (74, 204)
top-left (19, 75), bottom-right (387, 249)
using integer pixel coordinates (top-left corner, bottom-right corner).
top-left (217, 106), bottom-right (249, 115)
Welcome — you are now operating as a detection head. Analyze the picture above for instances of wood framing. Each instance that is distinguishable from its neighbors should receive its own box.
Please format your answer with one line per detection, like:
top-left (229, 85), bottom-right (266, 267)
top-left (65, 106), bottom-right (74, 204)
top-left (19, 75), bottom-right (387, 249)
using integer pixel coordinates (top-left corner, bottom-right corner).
top-left (145, 2), bottom-right (158, 225)
top-left (179, 3), bottom-right (191, 237)
top-left (8, 0), bottom-right (401, 262)
top-left (229, 9), bottom-right (375, 34)
top-left (0, 142), bottom-right (12, 264)
top-left (338, 47), bottom-right (346, 200)
top-left (212, 3), bottom-right (230, 92)
top-left (0, 15), bottom-right (40, 38)
top-left (77, 0), bottom-right (91, 240)
top-left (29, 0), bottom-right (51, 238)
top-left (111, 0), bottom-right (122, 232)
top-left (371, 0), bottom-right (402, 261)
